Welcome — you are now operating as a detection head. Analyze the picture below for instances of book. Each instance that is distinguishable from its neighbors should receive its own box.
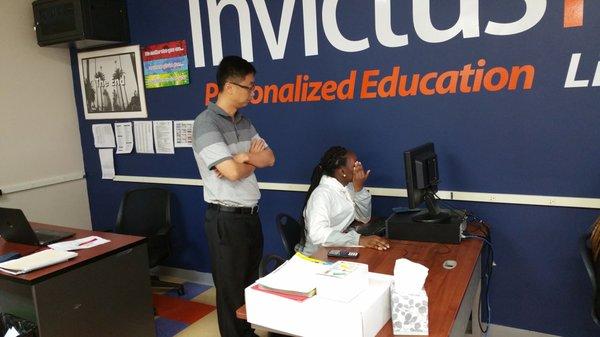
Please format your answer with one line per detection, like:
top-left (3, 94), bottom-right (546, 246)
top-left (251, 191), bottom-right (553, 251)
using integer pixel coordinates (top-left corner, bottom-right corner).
top-left (0, 249), bottom-right (78, 275)
top-left (256, 283), bottom-right (317, 298)
top-left (251, 284), bottom-right (311, 302)
top-left (254, 252), bottom-right (330, 298)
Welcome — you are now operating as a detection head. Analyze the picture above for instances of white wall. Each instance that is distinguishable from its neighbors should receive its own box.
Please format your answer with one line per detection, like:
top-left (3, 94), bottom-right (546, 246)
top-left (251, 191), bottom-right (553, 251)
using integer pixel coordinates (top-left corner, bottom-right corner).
top-left (0, 1), bottom-right (91, 229)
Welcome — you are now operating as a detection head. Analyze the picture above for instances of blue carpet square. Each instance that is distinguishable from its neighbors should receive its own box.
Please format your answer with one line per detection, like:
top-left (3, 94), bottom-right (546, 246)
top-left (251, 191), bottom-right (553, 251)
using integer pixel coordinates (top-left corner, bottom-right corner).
top-left (154, 317), bottom-right (188, 337)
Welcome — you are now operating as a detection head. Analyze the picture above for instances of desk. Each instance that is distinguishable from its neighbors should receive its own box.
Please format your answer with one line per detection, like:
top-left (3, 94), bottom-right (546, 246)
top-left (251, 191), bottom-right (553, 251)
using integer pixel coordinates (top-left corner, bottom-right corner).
top-left (237, 231), bottom-right (483, 337)
top-left (0, 223), bottom-right (156, 337)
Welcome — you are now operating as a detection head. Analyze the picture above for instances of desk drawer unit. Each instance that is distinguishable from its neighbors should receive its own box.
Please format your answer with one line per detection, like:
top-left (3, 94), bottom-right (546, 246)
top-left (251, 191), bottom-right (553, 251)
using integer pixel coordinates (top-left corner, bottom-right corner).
top-left (0, 243), bottom-right (155, 337)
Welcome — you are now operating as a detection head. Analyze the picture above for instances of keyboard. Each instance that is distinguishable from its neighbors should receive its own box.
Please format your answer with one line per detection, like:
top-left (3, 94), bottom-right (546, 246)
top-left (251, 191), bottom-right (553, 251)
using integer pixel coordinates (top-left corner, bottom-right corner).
top-left (34, 229), bottom-right (74, 245)
top-left (356, 220), bottom-right (386, 236)
top-left (35, 231), bottom-right (61, 243)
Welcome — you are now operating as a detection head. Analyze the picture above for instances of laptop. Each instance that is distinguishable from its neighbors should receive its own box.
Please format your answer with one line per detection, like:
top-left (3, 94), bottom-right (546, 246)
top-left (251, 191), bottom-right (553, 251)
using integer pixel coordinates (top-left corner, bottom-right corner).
top-left (0, 207), bottom-right (75, 246)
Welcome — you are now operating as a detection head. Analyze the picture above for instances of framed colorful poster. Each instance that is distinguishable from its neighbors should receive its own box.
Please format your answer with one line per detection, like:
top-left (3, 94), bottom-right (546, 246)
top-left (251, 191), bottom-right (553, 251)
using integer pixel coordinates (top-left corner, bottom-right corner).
top-left (142, 40), bottom-right (190, 89)
top-left (78, 45), bottom-right (148, 120)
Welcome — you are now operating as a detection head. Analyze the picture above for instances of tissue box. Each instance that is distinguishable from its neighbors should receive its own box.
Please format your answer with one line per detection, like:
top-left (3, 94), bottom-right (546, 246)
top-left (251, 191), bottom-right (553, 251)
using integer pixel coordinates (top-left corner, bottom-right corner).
top-left (391, 283), bottom-right (429, 335)
top-left (246, 272), bottom-right (392, 337)
top-left (315, 261), bottom-right (369, 302)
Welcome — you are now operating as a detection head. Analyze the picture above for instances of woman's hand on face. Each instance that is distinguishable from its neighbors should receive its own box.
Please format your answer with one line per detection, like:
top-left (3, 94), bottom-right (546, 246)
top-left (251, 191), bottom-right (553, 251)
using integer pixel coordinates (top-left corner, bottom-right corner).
top-left (352, 161), bottom-right (370, 191)
top-left (359, 235), bottom-right (390, 251)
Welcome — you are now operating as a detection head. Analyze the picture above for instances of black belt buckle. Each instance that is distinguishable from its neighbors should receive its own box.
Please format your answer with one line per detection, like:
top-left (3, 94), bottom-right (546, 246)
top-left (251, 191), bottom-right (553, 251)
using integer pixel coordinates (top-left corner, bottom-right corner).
top-left (249, 205), bottom-right (259, 214)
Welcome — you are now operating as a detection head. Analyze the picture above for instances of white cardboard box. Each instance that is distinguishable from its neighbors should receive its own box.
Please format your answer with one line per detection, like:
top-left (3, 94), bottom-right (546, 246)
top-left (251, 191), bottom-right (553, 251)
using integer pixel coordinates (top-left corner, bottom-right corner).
top-left (245, 272), bottom-right (392, 337)
top-left (315, 261), bottom-right (369, 302)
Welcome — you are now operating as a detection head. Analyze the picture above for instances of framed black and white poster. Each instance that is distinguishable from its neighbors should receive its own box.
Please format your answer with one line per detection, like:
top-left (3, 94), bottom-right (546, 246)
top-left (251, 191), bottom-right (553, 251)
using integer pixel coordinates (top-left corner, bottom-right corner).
top-left (78, 45), bottom-right (148, 120)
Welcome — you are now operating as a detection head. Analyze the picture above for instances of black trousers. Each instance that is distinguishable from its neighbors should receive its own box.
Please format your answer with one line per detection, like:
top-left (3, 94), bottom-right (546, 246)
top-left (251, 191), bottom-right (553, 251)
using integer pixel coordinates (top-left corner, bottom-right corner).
top-left (204, 207), bottom-right (263, 337)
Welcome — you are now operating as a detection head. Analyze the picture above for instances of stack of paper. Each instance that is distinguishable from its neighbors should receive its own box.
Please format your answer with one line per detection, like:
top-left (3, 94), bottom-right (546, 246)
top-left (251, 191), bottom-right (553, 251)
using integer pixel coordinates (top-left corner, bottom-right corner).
top-left (48, 236), bottom-right (110, 251)
top-left (0, 249), bottom-right (78, 275)
top-left (255, 253), bottom-right (330, 299)
top-left (319, 260), bottom-right (366, 279)
top-left (316, 260), bottom-right (369, 302)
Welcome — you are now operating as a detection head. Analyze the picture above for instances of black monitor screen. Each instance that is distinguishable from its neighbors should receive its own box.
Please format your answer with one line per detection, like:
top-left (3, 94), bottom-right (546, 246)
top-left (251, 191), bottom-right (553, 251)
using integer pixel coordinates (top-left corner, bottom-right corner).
top-left (403, 143), bottom-right (449, 223)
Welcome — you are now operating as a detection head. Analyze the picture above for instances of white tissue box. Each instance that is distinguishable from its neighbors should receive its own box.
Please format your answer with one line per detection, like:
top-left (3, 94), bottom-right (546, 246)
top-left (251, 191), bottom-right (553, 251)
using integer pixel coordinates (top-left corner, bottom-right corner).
top-left (246, 272), bottom-right (392, 337)
top-left (391, 283), bottom-right (429, 335)
top-left (315, 261), bottom-right (369, 302)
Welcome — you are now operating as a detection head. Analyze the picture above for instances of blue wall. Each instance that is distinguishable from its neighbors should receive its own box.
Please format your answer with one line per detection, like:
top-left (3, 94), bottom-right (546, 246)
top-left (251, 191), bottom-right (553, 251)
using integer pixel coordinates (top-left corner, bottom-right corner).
top-left (69, 1), bottom-right (600, 336)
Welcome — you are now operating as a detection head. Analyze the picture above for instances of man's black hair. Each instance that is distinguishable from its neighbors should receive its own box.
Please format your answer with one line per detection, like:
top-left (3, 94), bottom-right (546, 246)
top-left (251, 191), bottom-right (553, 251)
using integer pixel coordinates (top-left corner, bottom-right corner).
top-left (216, 56), bottom-right (256, 91)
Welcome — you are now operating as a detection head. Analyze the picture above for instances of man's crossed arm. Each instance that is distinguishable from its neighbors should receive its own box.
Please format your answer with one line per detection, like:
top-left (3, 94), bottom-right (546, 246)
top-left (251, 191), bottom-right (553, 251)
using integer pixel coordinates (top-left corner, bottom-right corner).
top-left (214, 138), bottom-right (275, 181)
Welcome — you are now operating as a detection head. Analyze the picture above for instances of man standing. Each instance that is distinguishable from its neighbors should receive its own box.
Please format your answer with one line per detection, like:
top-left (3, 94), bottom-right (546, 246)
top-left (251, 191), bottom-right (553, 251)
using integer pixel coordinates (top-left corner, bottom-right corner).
top-left (192, 56), bottom-right (275, 337)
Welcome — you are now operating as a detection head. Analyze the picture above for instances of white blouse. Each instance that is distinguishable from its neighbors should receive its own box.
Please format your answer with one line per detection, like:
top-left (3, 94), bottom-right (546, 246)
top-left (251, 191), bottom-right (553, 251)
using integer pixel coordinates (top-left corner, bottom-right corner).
top-left (300, 175), bottom-right (371, 256)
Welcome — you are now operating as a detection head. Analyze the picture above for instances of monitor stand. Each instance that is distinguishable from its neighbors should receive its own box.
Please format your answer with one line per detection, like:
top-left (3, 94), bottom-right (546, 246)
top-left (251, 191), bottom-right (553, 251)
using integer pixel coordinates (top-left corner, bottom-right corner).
top-left (412, 193), bottom-right (451, 223)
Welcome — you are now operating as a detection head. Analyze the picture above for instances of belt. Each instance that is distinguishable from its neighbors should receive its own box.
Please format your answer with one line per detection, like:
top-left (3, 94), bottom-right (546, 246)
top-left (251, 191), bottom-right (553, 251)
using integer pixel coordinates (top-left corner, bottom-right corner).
top-left (208, 203), bottom-right (259, 214)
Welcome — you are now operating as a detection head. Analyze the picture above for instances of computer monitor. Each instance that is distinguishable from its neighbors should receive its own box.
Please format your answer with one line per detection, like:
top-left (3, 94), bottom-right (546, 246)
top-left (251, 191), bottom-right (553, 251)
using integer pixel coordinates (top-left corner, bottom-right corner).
top-left (403, 142), bottom-right (450, 223)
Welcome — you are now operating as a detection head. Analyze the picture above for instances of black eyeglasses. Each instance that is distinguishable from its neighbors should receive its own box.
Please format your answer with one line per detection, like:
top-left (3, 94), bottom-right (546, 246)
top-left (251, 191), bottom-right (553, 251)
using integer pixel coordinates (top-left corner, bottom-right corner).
top-left (229, 82), bottom-right (256, 91)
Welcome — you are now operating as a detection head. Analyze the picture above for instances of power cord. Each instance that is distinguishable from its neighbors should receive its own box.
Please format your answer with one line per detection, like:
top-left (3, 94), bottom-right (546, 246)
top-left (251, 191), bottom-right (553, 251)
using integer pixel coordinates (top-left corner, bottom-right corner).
top-left (433, 192), bottom-right (466, 219)
top-left (432, 192), bottom-right (493, 334)
top-left (461, 231), bottom-right (494, 335)
top-left (433, 193), bottom-right (490, 237)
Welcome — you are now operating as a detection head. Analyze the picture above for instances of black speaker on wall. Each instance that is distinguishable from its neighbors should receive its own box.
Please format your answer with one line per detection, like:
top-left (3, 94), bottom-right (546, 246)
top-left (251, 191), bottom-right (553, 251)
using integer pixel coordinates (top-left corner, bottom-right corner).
top-left (33, 0), bottom-right (130, 49)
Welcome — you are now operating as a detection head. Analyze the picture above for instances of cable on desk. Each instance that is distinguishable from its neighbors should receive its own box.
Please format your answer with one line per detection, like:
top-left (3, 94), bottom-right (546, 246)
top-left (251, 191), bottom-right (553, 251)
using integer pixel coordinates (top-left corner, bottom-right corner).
top-left (433, 193), bottom-right (466, 219)
top-left (434, 193), bottom-right (491, 237)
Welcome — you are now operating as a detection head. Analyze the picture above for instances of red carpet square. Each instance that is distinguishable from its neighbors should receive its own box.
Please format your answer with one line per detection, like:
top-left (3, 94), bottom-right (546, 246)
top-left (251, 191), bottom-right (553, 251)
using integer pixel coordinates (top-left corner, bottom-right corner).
top-left (153, 294), bottom-right (215, 324)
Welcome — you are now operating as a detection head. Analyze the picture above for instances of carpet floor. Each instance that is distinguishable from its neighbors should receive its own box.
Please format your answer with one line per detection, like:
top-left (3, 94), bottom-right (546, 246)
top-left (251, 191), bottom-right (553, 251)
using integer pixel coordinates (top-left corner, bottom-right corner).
top-left (153, 281), bottom-right (268, 337)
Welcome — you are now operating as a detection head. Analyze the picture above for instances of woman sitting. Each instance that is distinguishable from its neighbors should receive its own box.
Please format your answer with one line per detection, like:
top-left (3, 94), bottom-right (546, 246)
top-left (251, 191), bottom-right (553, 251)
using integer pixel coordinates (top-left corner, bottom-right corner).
top-left (298, 146), bottom-right (390, 256)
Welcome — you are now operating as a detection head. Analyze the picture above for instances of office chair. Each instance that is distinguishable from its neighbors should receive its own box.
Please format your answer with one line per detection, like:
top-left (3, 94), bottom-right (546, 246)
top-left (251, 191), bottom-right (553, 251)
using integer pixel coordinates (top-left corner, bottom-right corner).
top-left (276, 213), bottom-right (303, 258)
top-left (579, 233), bottom-right (600, 326)
top-left (259, 254), bottom-right (286, 277)
top-left (258, 254), bottom-right (288, 337)
top-left (115, 187), bottom-right (184, 296)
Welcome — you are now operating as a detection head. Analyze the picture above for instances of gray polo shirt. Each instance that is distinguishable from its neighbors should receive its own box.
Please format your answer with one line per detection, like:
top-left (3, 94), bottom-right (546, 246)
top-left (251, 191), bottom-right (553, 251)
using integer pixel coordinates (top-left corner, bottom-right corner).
top-left (192, 102), bottom-right (265, 207)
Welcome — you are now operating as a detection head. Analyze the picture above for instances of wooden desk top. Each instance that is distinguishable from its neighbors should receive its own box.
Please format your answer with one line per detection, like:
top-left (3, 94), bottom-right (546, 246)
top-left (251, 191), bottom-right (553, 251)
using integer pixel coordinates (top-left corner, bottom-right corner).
top-left (237, 231), bottom-right (483, 337)
top-left (0, 222), bottom-right (146, 284)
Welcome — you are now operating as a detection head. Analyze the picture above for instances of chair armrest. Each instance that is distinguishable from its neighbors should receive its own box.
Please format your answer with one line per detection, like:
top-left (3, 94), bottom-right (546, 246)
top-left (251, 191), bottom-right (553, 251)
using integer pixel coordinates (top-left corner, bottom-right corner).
top-left (581, 234), bottom-right (600, 326)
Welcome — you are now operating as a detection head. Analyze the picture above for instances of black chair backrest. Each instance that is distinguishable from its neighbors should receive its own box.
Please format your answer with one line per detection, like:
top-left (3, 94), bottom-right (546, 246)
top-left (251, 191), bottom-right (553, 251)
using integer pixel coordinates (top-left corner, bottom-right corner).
top-left (276, 213), bottom-right (302, 258)
top-left (580, 233), bottom-right (600, 326)
top-left (259, 254), bottom-right (286, 277)
top-left (115, 188), bottom-right (172, 267)
top-left (116, 188), bottom-right (171, 236)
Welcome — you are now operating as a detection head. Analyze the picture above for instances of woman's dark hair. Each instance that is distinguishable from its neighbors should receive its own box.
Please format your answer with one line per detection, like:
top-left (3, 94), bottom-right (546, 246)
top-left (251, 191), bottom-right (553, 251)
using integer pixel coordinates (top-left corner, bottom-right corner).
top-left (299, 146), bottom-right (349, 246)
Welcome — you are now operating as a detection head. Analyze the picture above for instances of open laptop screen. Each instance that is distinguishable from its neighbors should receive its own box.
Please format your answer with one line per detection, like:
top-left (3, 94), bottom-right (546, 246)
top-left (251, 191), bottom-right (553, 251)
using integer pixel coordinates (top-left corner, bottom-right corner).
top-left (0, 207), bottom-right (74, 245)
